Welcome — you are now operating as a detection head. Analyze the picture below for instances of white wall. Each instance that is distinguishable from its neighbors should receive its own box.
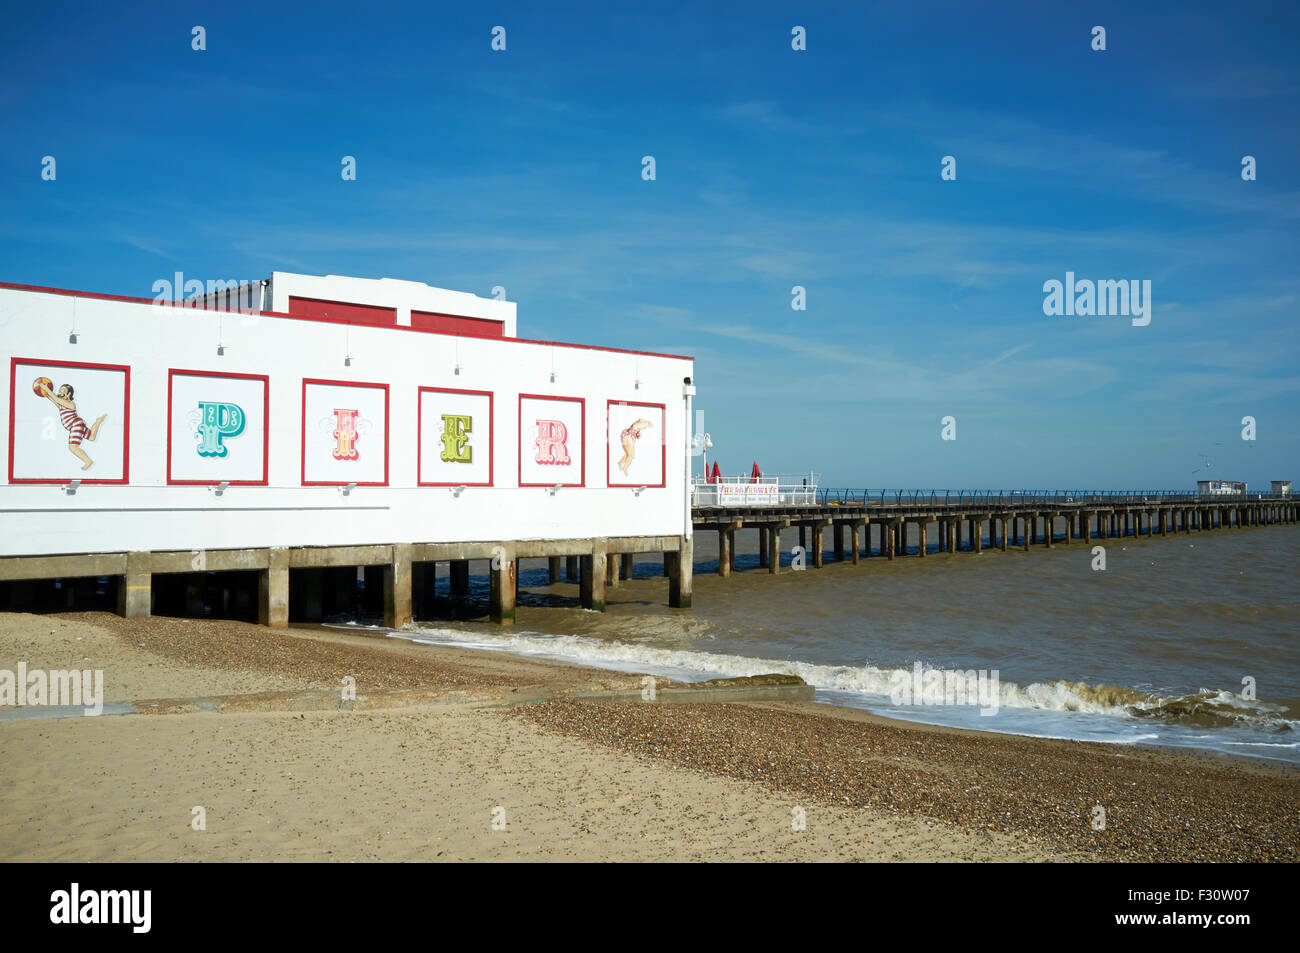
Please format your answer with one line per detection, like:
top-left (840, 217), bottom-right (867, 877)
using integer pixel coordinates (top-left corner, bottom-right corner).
top-left (0, 286), bottom-right (692, 557)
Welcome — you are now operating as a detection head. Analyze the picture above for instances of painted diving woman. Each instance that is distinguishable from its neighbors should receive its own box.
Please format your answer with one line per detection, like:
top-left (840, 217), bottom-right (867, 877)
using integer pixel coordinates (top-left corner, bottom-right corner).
top-left (37, 381), bottom-right (108, 470)
top-left (616, 417), bottom-right (653, 476)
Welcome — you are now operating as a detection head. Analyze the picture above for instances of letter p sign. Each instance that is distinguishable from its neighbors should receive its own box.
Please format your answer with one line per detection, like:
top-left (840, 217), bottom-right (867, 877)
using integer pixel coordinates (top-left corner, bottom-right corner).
top-left (196, 402), bottom-right (245, 457)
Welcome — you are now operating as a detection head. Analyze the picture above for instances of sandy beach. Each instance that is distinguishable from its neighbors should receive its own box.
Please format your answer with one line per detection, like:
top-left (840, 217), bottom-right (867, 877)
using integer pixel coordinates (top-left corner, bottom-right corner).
top-left (1, 611), bottom-right (1296, 862)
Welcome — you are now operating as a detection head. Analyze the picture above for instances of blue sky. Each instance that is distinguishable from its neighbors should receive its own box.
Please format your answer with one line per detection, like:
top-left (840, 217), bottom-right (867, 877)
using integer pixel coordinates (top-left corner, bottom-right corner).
top-left (3, 0), bottom-right (1297, 489)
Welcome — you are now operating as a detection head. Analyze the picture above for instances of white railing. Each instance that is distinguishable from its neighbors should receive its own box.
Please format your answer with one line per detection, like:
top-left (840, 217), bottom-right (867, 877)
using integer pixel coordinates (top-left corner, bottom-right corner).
top-left (691, 473), bottom-right (819, 506)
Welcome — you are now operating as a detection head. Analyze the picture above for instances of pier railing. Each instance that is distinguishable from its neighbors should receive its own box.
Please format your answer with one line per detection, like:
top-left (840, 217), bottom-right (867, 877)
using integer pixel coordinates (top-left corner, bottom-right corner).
top-left (691, 474), bottom-right (819, 506)
top-left (811, 488), bottom-right (1290, 507)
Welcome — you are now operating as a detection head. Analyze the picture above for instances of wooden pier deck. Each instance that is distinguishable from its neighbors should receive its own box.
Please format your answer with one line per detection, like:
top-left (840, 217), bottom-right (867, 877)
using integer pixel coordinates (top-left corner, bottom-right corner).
top-left (692, 491), bottom-right (1298, 574)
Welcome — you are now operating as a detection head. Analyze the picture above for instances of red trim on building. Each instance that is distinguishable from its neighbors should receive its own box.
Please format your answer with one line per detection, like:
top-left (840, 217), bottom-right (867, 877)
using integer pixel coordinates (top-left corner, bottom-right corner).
top-left (8, 357), bottom-right (131, 485)
top-left (411, 310), bottom-right (504, 338)
top-left (606, 399), bottom-right (667, 489)
top-left (165, 369), bottom-right (270, 486)
top-left (0, 281), bottom-right (693, 362)
top-left (288, 295), bottom-right (397, 326)
top-left (300, 378), bottom-right (390, 487)
top-left (518, 393), bottom-right (585, 488)
top-left (417, 386), bottom-right (494, 487)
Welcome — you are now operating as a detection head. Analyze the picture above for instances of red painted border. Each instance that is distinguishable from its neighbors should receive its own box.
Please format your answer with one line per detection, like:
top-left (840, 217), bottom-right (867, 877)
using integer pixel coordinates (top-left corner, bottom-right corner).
top-left (606, 399), bottom-right (667, 488)
top-left (166, 369), bottom-right (270, 486)
top-left (8, 357), bottom-right (131, 485)
top-left (0, 281), bottom-right (693, 362)
top-left (417, 386), bottom-right (494, 487)
top-left (518, 393), bottom-right (585, 488)
top-left (301, 378), bottom-right (390, 487)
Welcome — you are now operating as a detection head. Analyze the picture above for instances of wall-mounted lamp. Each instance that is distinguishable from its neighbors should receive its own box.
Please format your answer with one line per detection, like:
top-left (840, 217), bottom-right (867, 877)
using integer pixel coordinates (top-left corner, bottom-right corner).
top-left (339, 482), bottom-right (358, 496)
top-left (344, 355), bottom-right (353, 367)
top-left (209, 481), bottom-right (230, 497)
top-left (549, 370), bottom-right (557, 383)
top-left (633, 485), bottom-right (647, 496)
top-left (216, 344), bottom-right (227, 356)
top-left (454, 363), bottom-right (463, 376)
top-left (68, 332), bottom-right (79, 345)
top-left (450, 485), bottom-right (467, 498)
top-left (546, 483), bottom-right (562, 496)
top-left (61, 478), bottom-right (81, 496)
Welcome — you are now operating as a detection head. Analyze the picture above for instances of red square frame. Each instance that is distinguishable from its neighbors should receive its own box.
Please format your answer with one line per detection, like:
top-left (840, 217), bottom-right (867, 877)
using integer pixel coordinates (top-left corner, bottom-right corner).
top-left (166, 368), bottom-right (270, 486)
top-left (606, 399), bottom-right (667, 488)
top-left (7, 357), bottom-right (131, 485)
top-left (300, 377), bottom-right (390, 487)
top-left (518, 393), bottom-right (585, 488)
top-left (417, 386), bottom-right (494, 487)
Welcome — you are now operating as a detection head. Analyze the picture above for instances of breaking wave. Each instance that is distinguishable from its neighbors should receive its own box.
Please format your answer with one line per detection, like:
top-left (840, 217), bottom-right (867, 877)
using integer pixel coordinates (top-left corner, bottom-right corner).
top-left (398, 624), bottom-right (1296, 734)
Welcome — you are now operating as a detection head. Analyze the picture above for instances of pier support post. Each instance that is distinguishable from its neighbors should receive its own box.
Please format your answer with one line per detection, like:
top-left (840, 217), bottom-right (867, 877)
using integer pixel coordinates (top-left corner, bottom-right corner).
top-left (565, 555), bottom-right (579, 581)
top-left (834, 523), bottom-right (845, 561)
top-left (383, 543), bottom-right (413, 629)
top-left (810, 521), bottom-right (827, 568)
top-left (919, 522), bottom-right (927, 557)
top-left (1001, 518), bottom-right (1008, 551)
top-left (799, 526), bottom-right (807, 550)
top-left (758, 526), bottom-right (769, 568)
top-left (490, 545), bottom-right (516, 624)
top-left (886, 521), bottom-right (896, 559)
top-left (606, 553), bottom-right (621, 588)
top-left (1045, 515), bottom-right (1054, 548)
top-left (851, 522), bottom-right (863, 564)
top-left (718, 528), bottom-right (731, 577)
top-left (548, 556), bottom-right (563, 584)
top-left (450, 559), bottom-right (470, 596)
top-left (1022, 516), bottom-right (1029, 551)
top-left (973, 519), bottom-right (983, 554)
top-left (768, 525), bottom-right (783, 574)
top-left (118, 550), bottom-right (153, 620)
top-left (257, 547), bottom-right (288, 628)
top-left (580, 546), bottom-right (607, 612)
top-left (669, 537), bottom-right (693, 608)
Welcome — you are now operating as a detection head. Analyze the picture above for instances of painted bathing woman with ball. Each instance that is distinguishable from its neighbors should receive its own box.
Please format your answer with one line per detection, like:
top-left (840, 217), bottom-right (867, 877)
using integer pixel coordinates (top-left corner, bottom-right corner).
top-left (34, 378), bottom-right (108, 470)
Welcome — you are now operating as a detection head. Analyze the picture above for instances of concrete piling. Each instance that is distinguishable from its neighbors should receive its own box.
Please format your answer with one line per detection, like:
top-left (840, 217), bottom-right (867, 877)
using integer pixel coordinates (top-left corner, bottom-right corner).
top-left (581, 548), bottom-right (607, 612)
top-left (383, 543), bottom-right (413, 629)
top-left (257, 547), bottom-right (288, 628)
top-left (118, 550), bottom-right (152, 620)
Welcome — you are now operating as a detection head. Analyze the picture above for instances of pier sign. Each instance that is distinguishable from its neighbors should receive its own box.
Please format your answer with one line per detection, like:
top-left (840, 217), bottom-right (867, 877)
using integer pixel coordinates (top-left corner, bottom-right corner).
top-left (718, 483), bottom-right (778, 504)
top-left (418, 386), bottom-right (493, 486)
top-left (301, 379), bottom-right (389, 486)
top-left (8, 357), bottom-right (129, 484)
top-left (166, 370), bottom-right (268, 485)
top-left (519, 394), bottom-right (584, 487)
top-left (607, 400), bottom-right (665, 488)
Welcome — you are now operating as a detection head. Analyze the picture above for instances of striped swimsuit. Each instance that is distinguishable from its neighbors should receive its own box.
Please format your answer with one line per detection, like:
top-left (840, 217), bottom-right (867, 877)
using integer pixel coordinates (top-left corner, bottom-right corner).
top-left (59, 406), bottom-right (90, 444)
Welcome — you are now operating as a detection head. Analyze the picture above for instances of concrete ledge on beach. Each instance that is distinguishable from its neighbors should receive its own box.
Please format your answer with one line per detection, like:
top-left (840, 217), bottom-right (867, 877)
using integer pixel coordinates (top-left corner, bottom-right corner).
top-left (565, 674), bottom-right (814, 706)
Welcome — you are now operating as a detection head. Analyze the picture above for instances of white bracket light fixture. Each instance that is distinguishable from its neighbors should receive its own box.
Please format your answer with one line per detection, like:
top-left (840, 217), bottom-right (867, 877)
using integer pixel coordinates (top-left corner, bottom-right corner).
top-left (546, 483), bottom-right (562, 496)
top-left (60, 478), bottom-right (81, 496)
top-left (340, 482), bottom-right (358, 496)
top-left (209, 481), bottom-right (230, 497)
top-left (633, 485), bottom-right (647, 497)
top-left (450, 485), bottom-right (467, 498)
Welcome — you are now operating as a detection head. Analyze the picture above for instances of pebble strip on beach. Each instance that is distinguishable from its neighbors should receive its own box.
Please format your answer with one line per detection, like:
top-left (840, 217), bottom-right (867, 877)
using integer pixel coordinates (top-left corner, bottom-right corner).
top-left (511, 700), bottom-right (1300, 862)
top-left (63, 612), bottom-right (533, 692)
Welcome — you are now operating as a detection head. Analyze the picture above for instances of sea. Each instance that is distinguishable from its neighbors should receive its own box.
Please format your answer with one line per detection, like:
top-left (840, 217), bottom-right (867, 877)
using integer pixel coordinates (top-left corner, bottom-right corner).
top-left (373, 523), bottom-right (1299, 764)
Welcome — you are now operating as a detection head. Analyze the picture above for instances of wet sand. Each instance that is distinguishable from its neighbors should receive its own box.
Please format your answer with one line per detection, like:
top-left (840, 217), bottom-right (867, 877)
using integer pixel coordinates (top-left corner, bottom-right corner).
top-left (1, 611), bottom-right (1295, 862)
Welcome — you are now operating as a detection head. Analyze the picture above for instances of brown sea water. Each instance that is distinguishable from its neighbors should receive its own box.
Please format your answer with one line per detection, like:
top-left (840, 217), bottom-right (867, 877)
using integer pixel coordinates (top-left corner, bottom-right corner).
top-left (394, 522), bottom-right (1300, 762)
